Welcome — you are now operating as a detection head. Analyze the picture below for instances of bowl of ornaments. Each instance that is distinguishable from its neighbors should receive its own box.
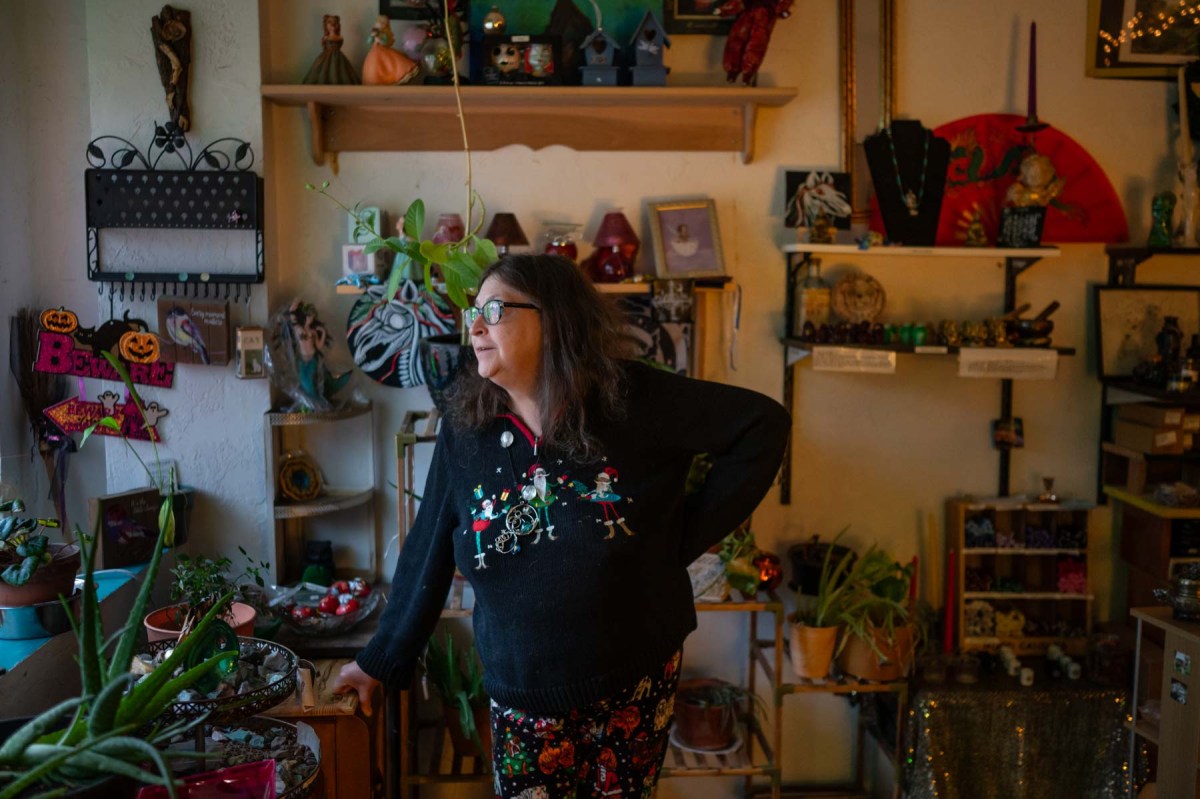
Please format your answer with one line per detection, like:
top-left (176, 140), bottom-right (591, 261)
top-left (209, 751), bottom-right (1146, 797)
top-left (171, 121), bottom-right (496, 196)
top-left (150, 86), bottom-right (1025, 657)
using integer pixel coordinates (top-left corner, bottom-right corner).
top-left (267, 578), bottom-right (381, 636)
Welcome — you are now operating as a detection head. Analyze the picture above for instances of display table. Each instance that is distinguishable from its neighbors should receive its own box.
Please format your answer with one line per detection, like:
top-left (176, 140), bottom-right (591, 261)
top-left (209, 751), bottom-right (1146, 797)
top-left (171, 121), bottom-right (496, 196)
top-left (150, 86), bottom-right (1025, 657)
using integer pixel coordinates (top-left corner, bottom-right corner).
top-left (905, 673), bottom-right (1133, 798)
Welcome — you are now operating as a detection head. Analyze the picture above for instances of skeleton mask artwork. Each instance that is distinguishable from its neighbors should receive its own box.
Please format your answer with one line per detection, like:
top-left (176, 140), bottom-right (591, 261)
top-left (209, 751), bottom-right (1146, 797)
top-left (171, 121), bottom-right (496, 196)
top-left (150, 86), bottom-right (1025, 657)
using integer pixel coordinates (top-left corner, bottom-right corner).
top-left (491, 43), bottom-right (522, 73)
top-left (346, 280), bottom-right (456, 388)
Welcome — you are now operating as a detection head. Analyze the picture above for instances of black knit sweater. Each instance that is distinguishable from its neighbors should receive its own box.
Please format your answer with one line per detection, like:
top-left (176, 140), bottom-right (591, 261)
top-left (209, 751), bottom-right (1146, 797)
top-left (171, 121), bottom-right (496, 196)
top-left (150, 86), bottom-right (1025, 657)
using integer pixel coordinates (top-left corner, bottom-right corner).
top-left (357, 360), bottom-right (790, 714)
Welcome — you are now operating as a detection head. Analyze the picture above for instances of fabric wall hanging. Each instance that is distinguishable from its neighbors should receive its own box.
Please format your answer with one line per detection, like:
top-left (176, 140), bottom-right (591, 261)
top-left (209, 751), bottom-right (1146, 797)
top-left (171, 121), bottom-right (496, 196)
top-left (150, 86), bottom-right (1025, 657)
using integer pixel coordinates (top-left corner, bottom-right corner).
top-left (346, 281), bottom-right (457, 388)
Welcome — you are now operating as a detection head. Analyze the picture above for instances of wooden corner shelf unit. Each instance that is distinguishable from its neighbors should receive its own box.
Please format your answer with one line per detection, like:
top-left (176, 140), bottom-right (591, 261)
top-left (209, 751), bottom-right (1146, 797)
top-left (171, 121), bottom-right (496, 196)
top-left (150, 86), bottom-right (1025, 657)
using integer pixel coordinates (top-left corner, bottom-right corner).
top-left (261, 84), bottom-right (797, 168)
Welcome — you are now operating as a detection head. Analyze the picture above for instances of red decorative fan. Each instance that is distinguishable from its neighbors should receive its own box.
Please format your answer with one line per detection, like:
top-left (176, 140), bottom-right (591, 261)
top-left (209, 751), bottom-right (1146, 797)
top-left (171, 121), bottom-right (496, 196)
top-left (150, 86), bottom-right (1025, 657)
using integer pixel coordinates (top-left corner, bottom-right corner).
top-left (871, 114), bottom-right (1128, 246)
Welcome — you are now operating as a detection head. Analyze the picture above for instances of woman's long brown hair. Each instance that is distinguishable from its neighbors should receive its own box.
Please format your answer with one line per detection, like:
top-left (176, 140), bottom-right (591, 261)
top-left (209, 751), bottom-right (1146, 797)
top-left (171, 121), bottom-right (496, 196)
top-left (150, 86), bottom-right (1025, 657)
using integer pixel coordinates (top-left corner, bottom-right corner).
top-left (446, 253), bottom-right (638, 460)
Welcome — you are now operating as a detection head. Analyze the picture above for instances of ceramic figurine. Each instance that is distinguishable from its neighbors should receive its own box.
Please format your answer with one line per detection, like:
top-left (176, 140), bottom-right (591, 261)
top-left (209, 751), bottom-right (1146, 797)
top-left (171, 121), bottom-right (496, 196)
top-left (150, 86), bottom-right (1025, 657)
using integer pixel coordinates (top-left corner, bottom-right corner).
top-left (398, 23), bottom-right (430, 60)
top-left (987, 318), bottom-right (1011, 347)
top-left (1149, 190), bottom-right (1176, 248)
top-left (962, 320), bottom-right (986, 347)
top-left (940, 320), bottom-right (960, 347)
top-left (809, 210), bottom-right (835, 244)
top-left (363, 16), bottom-right (420, 85)
top-left (1006, 151), bottom-right (1064, 208)
top-left (715, 0), bottom-right (794, 85)
top-left (303, 15), bottom-right (361, 85)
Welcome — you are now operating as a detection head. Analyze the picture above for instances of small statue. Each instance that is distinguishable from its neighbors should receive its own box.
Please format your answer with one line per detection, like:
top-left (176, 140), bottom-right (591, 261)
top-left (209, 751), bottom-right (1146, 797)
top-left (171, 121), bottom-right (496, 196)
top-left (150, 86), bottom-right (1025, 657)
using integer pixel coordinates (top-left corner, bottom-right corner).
top-left (267, 299), bottom-right (353, 412)
top-left (987, 318), bottom-right (1011, 347)
top-left (1006, 151), bottom-right (1064, 208)
top-left (1158, 315), bottom-right (1185, 363)
top-left (151, 6), bottom-right (192, 131)
top-left (362, 16), bottom-right (420, 85)
top-left (715, 0), bottom-right (794, 85)
top-left (303, 15), bottom-right (361, 85)
top-left (964, 209), bottom-right (988, 246)
top-left (809, 210), bottom-right (835, 244)
top-left (1149, 190), bottom-right (1177, 248)
top-left (962, 321), bottom-right (987, 347)
top-left (940, 320), bottom-right (961, 347)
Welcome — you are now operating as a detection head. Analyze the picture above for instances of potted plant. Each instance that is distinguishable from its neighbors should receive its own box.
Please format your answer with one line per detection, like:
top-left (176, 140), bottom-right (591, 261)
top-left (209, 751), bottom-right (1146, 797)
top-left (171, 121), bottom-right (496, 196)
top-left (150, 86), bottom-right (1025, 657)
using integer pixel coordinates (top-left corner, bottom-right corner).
top-left (0, 500), bottom-right (78, 608)
top-left (143, 548), bottom-right (270, 642)
top-left (673, 678), bottom-right (766, 752)
top-left (309, 2), bottom-right (493, 413)
top-left (834, 547), bottom-right (917, 682)
top-left (423, 630), bottom-right (490, 762)
top-left (787, 529), bottom-right (855, 680)
top-left (0, 355), bottom-right (236, 798)
top-left (717, 527), bottom-right (763, 598)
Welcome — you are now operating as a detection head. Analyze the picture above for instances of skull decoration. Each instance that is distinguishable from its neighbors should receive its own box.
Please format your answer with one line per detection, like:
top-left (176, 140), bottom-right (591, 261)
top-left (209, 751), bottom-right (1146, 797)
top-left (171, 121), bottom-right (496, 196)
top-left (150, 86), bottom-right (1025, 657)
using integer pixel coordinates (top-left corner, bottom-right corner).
top-left (490, 43), bottom-right (521, 73)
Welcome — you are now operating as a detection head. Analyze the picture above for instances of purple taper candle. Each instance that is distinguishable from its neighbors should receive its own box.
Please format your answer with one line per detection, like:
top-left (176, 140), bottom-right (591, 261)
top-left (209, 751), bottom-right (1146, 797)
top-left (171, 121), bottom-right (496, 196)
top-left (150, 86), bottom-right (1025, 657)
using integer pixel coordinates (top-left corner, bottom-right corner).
top-left (1028, 21), bottom-right (1037, 121)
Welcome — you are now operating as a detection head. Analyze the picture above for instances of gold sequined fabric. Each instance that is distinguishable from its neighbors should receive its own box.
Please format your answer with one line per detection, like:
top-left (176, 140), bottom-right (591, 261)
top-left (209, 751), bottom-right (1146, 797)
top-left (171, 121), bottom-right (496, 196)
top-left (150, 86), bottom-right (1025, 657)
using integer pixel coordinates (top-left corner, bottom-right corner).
top-left (905, 678), bottom-right (1135, 798)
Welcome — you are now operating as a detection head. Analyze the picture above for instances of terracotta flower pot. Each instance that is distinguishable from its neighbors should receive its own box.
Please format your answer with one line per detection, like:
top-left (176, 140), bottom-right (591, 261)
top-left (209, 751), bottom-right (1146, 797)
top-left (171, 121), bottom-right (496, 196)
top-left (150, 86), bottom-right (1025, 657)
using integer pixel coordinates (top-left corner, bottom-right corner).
top-left (144, 601), bottom-right (257, 642)
top-left (0, 543), bottom-right (81, 607)
top-left (836, 624), bottom-right (915, 682)
top-left (789, 623), bottom-right (838, 680)
top-left (443, 702), bottom-right (492, 759)
top-left (673, 678), bottom-right (739, 751)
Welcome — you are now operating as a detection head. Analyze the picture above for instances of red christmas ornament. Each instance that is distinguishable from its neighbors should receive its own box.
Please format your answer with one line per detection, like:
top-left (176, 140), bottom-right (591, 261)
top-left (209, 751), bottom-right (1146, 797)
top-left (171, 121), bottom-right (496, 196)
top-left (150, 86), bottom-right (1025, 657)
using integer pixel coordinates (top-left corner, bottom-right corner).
top-left (754, 551), bottom-right (783, 591)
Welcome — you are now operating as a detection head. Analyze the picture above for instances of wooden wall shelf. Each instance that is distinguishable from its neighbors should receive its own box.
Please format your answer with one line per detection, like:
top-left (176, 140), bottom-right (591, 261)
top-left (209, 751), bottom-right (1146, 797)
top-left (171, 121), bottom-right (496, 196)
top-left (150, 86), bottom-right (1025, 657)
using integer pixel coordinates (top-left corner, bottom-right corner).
top-left (261, 85), bottom-right (797, 168)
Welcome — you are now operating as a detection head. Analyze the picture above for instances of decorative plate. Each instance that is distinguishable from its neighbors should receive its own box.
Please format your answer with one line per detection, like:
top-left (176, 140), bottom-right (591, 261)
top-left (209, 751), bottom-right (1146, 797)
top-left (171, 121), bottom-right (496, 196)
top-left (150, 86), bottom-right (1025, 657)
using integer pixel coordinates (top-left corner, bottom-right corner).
top-left (831, 272), bottom-right (886, 324)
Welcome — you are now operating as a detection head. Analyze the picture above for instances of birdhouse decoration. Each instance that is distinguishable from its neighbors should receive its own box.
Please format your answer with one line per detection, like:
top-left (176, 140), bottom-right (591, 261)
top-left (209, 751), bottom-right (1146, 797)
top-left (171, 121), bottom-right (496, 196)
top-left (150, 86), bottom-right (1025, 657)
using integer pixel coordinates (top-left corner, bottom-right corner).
top-left (629, 10), bottom-right (670, 86)
top-left (580, 28), bottom-right (619, 86)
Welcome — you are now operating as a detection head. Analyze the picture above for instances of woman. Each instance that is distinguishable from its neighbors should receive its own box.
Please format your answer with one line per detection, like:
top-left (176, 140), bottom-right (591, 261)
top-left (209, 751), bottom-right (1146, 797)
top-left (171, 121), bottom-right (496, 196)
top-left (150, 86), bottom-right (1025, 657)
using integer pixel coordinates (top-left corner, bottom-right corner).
top-left (334, 254), bottom-right (789, 797)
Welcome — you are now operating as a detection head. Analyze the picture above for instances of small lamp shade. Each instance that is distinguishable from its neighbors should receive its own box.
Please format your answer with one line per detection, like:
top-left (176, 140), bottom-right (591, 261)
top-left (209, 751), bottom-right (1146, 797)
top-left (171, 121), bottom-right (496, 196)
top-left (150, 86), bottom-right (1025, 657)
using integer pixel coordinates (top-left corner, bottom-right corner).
top-left (486, 213), bottom-right (529, 254)
top-left (593, 210), bottom-right (640, 263)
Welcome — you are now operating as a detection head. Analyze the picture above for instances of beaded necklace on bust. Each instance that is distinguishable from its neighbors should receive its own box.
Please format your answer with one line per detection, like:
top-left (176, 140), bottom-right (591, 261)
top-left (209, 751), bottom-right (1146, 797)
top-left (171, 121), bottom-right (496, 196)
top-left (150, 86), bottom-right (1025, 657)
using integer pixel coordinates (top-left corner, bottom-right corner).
top-left (885, 126), bottom-right (931, 217)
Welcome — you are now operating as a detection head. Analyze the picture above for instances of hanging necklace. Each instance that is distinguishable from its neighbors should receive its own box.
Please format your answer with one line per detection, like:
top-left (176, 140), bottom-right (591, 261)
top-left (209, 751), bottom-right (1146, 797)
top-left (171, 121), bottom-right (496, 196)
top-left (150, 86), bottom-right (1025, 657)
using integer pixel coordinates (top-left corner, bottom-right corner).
top-left (886, 126), bottom-right (931, 217)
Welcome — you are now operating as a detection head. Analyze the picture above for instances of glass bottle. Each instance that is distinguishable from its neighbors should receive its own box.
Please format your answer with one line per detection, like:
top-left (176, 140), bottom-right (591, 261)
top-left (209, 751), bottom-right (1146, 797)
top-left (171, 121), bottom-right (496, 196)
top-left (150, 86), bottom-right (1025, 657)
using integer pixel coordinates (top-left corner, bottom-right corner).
top-left (793, 258), bottom-right (830, 338)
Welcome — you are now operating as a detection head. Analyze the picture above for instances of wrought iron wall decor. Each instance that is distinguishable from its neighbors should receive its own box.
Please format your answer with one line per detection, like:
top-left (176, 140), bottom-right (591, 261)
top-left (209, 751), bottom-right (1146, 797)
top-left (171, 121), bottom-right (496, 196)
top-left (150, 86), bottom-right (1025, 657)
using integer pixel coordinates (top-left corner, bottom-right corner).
top-left (84, 122), bottom-right (263, 302)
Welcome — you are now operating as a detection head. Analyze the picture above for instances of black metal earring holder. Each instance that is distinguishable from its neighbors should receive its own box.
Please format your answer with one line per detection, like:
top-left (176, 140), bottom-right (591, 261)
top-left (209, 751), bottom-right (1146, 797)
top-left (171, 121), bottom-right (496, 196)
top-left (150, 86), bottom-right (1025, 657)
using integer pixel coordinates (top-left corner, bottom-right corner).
top-left (84, 122), bottom-right (263, 303)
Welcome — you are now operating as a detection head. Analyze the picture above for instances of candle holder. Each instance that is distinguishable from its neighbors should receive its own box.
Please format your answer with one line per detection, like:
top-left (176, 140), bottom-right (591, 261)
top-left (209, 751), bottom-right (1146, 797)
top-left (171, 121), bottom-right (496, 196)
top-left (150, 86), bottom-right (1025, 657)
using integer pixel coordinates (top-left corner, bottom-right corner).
top-left (1177, 160), bottom-right (1200, 247)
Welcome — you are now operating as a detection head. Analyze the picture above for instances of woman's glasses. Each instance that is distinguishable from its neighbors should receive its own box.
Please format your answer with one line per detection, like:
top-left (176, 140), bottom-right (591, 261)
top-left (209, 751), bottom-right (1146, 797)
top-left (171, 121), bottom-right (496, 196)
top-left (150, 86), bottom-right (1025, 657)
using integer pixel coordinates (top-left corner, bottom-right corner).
top-left (462, 299), bottom-right (541, 326)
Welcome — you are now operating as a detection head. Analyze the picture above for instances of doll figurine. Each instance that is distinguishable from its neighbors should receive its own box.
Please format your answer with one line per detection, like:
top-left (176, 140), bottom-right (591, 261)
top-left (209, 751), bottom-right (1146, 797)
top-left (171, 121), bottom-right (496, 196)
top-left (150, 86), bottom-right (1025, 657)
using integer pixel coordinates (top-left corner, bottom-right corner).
top-left (1006, 151), bottom-right (1064, 208)
top-left (715, 0), bottom-right (794, 85)
top-left (362, 15), bottom-right (420, 85)
top-left (303, 15), bottom-right (361, 85)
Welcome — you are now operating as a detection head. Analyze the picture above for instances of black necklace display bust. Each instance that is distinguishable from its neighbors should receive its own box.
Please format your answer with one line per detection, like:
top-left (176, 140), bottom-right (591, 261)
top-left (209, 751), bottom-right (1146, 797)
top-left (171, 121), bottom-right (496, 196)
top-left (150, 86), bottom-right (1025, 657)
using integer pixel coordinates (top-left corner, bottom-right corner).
top-left (864, 119), bottom-right (951, 246)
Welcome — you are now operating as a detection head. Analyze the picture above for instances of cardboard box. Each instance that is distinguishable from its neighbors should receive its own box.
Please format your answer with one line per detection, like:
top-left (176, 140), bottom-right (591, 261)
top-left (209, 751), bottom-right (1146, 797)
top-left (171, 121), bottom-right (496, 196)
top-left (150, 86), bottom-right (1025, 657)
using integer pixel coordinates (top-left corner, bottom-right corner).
top-left (1114, 419), bottom-right (1185, 454)
top-left (1117, 403), bottom-right (1186, 428)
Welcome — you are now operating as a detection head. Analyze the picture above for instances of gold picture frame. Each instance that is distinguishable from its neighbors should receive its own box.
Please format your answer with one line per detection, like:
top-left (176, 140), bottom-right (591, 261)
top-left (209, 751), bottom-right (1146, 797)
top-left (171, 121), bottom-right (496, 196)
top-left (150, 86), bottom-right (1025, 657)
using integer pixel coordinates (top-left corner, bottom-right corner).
top-left (1086, 0), bottom-right (1197, 79)
top-left (647, 198), bottom-right (725, 279)
top-left (840, 0), bottom-right (897, 216)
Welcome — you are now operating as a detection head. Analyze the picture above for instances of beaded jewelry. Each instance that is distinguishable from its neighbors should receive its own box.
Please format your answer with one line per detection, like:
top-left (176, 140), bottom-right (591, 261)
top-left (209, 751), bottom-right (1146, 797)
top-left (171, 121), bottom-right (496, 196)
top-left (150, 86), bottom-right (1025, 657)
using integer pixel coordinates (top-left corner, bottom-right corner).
top-left (885, 126), bottom-right (931, 217)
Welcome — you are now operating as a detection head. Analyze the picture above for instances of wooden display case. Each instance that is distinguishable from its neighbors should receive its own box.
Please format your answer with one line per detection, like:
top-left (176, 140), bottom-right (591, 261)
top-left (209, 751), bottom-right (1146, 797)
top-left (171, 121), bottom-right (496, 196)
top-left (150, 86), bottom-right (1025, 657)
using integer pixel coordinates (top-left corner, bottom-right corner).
top-left (947, 497), bottom-right (1095, 656)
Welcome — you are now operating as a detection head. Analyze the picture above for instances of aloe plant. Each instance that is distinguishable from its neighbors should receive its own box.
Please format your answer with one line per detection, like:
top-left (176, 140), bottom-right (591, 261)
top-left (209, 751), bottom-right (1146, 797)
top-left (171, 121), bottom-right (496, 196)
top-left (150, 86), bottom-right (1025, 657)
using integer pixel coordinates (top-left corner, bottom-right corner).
top-left (790, 528), bottom-right (856, 629)
top-left (0, 353), bottom-right (230, 798)
top-left (833, 546), bottom-right (916, 660)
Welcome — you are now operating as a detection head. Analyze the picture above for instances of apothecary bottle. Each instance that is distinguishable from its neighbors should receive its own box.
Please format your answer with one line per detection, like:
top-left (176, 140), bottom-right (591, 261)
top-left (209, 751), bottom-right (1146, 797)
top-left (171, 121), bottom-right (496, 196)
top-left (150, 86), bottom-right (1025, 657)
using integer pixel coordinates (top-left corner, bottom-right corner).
top-left (793, 258), bottom-right (830, 338)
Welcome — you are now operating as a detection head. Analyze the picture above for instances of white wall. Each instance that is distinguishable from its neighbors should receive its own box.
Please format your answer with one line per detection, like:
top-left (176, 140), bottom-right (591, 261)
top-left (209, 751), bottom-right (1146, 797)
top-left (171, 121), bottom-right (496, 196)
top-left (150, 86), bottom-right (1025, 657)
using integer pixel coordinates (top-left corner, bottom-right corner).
top-left (84, 0), bottom-right (273, 565)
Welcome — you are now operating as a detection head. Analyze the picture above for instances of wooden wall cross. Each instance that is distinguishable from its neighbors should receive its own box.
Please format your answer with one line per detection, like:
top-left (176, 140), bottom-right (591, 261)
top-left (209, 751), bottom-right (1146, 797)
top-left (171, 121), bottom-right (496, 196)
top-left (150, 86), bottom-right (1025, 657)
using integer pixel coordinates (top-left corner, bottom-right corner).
top-left (150, 5), bottom-right (193, 131)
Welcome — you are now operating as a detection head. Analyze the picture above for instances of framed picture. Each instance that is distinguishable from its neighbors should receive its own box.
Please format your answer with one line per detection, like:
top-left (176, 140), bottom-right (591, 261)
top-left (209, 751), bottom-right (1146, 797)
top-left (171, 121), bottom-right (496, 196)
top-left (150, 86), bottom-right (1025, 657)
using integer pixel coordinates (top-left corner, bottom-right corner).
top-left (784, 171), bottom-right (853, 229)
top-left (648, 198), bottom-right (725, 279)
top-left (1094, 285), bottom-right (1200, 379)
top-left (156, 299), bottom-right (230, 366)
top-left (379, 0), bottom-right (469, 22)
top-left (662, 0), bottom-right (733, 35)
top-left (615, 293), bottom-right (693, 376)
top-left (90, 487), bottom-right (191, 569)
top-left (482, 34), bottom-right (561, 85)
top-left (1086, 0), bottom-right (1198, 79)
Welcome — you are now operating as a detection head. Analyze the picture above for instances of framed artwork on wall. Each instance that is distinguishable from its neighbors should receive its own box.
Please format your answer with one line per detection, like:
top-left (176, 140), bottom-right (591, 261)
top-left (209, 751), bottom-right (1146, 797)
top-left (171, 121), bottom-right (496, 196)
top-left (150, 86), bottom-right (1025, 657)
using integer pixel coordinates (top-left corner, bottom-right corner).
top-left (380, 0), bottom-right (470, 21)
top-left (648, 198), bottom-right (725, 279)
top-left (1086, 0), bottom-right (1198, 78)
top-left (784, 171), bottom-right (853, 229)
top-left (662, 0), bottom-right (733, 35)
top-left (1094, 285), bottom-right (1200, 379)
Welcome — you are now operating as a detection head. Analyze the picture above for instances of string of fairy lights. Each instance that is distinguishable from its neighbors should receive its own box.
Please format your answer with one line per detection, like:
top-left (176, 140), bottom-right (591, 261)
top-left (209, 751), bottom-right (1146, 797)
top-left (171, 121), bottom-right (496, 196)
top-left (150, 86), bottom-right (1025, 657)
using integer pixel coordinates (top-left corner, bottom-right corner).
top-left (1098, 1), bottom-right (1200, 66)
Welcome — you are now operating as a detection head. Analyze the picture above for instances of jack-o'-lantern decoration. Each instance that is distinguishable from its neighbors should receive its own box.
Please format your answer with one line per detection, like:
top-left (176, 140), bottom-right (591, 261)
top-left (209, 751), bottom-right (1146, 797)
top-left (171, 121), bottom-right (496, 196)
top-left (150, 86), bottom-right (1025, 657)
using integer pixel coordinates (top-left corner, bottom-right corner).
top-left (118, 330), bottom-right (161, 364)
top-left (40, 307), bottom-right (79, 334)
top-left (754, 551), bottom-right (783, 591)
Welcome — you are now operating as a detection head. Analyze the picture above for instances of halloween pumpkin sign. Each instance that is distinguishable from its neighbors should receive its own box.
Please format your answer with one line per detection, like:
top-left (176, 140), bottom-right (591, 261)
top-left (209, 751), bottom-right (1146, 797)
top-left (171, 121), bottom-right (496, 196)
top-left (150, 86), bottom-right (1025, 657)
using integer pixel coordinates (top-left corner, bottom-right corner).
top-left (39, 307), bottom-right (79, 334)
top-left (118, 330), bottom-right (161, 364)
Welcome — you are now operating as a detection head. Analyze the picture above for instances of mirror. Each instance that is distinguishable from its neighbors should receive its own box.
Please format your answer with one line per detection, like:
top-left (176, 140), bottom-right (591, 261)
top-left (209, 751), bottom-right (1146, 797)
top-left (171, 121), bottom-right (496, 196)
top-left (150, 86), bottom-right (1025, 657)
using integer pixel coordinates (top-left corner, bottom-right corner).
top-left (841, 0), bottom-right (896, 220)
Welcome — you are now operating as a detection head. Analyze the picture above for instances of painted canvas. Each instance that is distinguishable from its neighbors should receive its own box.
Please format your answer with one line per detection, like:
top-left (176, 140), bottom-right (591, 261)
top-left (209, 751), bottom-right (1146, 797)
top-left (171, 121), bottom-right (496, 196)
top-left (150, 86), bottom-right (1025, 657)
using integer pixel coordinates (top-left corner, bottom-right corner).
top-left (785, 171), bottom-right (853, 229)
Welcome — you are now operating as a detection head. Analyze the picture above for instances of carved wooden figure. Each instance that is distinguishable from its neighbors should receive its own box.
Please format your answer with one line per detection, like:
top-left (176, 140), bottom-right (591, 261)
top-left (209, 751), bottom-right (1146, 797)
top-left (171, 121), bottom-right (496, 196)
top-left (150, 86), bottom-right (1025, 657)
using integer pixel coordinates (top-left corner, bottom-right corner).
top-left (150, 5), bottom-right (193, 131)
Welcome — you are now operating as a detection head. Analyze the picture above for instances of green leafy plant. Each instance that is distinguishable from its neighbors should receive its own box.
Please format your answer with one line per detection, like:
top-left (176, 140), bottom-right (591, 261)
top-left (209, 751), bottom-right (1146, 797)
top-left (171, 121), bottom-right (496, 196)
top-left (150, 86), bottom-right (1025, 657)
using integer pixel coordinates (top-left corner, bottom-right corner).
top-left (677, 679), bottom-right (768, 731)
top-left (307, 2), bottom-right (493, 316)
top-left (834, 546), bottom-right (916, 660)
top-left (167, 547), bottom-right (270, 635)
top-left (0, 354), bottom-right (232, 799)
top-left (717, 527), bottom-right (761, 596)
top-left (788, 528), bottom-right (856, 629)
top-left (0, 500), bottom-right (61, 587)
top-left (423, 630), bottom-right (488, 758)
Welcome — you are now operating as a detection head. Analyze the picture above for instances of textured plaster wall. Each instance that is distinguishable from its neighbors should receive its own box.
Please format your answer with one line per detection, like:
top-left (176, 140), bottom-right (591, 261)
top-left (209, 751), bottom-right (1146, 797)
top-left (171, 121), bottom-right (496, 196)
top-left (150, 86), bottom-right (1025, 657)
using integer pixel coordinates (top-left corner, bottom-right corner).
top-left (260, 1), bottom-right (1178, 795)
top-left (85, 0), bottom-right (273, 564)
top-left (1, 0), bottom-right (107, 528)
